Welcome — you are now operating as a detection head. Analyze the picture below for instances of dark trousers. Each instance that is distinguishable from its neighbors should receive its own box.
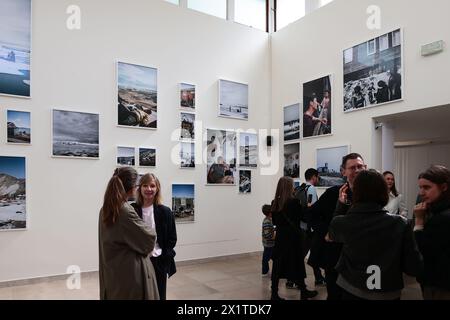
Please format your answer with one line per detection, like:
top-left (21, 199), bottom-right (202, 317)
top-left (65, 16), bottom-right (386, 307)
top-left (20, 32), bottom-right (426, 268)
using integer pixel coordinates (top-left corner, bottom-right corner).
top-left (324, 268), bottom-right (342, 300)
top-left (262, 246), bottom-right (273, 274)
top-left (151, 256), bottom-right (168, 300)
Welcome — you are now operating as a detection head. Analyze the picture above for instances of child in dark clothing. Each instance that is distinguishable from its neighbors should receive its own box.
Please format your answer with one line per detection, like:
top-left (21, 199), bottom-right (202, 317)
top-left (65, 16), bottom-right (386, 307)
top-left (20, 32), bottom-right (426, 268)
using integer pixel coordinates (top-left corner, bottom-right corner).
top-left (262, 204), bottom-right (276, 275)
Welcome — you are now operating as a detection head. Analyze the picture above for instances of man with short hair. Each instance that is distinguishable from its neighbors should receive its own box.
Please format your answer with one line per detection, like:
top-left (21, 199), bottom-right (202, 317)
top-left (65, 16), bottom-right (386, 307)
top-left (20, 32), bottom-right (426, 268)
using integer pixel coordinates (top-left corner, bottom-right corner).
top-left (307, 153), bottom-right (367, 300)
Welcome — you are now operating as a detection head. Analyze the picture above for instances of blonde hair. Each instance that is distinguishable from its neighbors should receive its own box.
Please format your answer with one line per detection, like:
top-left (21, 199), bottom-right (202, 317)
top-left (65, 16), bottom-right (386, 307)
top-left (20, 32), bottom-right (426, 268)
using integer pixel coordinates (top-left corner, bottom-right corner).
top-left (136, 173), bottom-right (162, 206)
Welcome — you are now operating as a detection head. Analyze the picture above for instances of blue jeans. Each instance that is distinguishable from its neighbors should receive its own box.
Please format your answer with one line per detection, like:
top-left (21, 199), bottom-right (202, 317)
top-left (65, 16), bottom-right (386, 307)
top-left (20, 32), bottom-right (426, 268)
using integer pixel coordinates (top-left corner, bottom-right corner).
top-left (262, 246), bottom-right (273, 274)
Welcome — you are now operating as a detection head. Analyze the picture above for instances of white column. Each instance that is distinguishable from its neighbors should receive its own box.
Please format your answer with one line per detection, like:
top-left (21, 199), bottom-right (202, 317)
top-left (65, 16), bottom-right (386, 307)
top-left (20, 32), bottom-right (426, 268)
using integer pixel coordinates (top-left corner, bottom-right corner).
top-left (227, 0), bottom-right (235, 22)
top-left (179, 0), bottom-right (187, 8)
top-left (381, 122), bottom-right (395, 172)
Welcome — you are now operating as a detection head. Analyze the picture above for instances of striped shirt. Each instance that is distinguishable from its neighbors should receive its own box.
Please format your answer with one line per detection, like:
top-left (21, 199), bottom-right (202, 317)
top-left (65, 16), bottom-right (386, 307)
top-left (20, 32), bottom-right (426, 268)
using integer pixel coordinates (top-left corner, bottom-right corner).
top-left (262, 217), bottom-right (275, 248)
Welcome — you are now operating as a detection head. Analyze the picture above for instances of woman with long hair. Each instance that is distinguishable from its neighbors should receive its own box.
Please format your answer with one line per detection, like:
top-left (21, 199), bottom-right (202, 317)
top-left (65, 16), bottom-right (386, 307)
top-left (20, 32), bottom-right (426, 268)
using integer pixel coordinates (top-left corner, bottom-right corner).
top-left (414, 165), bottom-right (450, 300)
top-left (383, 171), bottom-right (408, 218)
top-left (131, 173), bottom-right (177, 300)
top-left (98, 167), bottom-right (159, 300)
top-left (270, 176), bottom-right (317, 300)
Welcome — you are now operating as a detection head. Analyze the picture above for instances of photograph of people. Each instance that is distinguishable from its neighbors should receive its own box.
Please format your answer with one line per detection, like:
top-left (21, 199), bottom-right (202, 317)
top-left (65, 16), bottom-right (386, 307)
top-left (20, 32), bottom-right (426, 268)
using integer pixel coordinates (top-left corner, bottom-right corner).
top-left (303, 76), bottom-right (331, 138)
top-left (206, 129), bottom-right (237, 185)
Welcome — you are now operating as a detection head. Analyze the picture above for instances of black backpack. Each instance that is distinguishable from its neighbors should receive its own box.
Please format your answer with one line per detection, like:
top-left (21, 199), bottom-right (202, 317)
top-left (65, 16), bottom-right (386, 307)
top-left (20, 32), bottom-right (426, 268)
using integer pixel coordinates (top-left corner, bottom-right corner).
top-left (294, 183), bottom-right (310, 210)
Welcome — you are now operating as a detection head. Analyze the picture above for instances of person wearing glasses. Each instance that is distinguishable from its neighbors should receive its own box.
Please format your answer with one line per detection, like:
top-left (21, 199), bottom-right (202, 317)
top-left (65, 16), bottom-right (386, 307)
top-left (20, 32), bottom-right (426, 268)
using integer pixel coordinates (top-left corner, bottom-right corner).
top-left (307, 153), bottom-right (366, 300)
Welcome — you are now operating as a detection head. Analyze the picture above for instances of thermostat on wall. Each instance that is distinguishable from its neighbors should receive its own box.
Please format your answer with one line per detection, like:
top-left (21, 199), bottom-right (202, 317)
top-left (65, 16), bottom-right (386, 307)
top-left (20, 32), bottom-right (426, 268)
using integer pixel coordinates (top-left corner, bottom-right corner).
top-left (421, 40), bottom-right (445, 56)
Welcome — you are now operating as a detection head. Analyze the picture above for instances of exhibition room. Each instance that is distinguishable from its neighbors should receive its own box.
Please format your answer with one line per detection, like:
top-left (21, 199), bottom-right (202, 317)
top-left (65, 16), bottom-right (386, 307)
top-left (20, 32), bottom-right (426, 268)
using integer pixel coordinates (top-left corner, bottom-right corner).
top-left (1, 0), bottom-right (450, 301)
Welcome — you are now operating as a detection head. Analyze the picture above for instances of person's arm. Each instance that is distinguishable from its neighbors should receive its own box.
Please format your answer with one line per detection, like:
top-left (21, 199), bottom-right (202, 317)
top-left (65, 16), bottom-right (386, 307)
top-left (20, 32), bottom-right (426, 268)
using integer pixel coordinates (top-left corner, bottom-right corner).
top-left (398, 194), bottom-right (408, 218)
top-left (401, 222), bottom-right (423, 277)
top-left (120, 205), bottom-right (156, 256)
top-left (166, 207), bottom-right (177, 258)
top-left (328, 216), bottom-right (345, 243)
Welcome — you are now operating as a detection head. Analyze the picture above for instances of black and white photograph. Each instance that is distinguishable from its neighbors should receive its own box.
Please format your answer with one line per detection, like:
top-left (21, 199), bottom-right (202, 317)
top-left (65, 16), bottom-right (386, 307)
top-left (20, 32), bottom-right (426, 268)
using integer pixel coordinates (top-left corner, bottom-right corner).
top-left (284, 143), bottom-right (300, 179)
top-left (172, 184), bottom-right (195, 223)
top-left (0, 156), bottom-right (26, 230)
top-left (343, 29), bottom-right (402, 112)
top-left (52, 109), bottom-right (99, 159)
top-left (138, 148), bottom-right (156, 167)
top-left (239, 132), bottom-right (257, 168)
top-left (180, 142), bottom-right (195, 168)
top-left (218, 79), bottom-right (248, 120)
top-left (316, 145), bottom-right (349, 187)
top-left (180, 112), bottom-right (195, 140)
top-left (7, 110), bottom-right (30, 144)
top-left (206, 129), bottom-right (237, 185)
top-left (284, 103), bottom-right (300, 141)
top-left (180, 83), bottom-right (195, 110)
top-left (117, 61), bottom-right (157, 129)
top-left (117, 146), bottom-right (135, 166)
top-left (303, 75), bottom-right (332, 138)
top-left (0, 0), bottom-right (31, 98)
top-left (239, 170), bottom-right (251, 194)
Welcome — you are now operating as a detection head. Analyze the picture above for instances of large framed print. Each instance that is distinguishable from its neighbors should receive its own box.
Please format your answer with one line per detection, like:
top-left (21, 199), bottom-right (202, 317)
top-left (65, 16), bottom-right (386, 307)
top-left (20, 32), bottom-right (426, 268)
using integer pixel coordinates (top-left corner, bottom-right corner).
top-left (218, 79), bottom-right (248, 120)
top-left (7, 110), bottom-right (31, 144)
top-left (52, 109), bottom-right (99, 159)
top-left (239, 132), bottom-right (257, 168)
top-left (117, 61), bottom-right (157, 129)
top-left (316, 145), bottom-right (349, 187)
top-left (343, 29), bottom-right (403, 112)
top-left (284, 103), bottom-right (300, 142)
top-left (172, 184), bottom-right (195, 223)
top-left (206, 129), bottom-right (237, 185)
top-left (0, 0), bottom-right (31, 98)
top-left (0, 156), bottom-right (26, 231)
top-left (303, 75), bottom-right (332, 138)
top-left (284, 143), bottom-right (300, 179)
top-left (180, 83), bottom-right (195, 110)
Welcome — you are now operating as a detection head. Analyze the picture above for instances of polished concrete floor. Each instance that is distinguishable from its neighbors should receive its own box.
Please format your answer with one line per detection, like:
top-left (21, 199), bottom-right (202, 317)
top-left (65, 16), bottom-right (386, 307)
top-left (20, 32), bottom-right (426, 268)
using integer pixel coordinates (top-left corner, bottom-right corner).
top-left (0, 253), bottom-right (422, 300)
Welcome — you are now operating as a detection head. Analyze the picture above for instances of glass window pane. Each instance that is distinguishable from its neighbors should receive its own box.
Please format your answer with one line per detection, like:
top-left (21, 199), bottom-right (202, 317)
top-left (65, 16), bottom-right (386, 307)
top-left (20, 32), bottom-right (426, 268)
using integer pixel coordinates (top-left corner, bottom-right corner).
top-left (379, 34), bottom-right (389, 51)
top-left (367, 39), bottom-right (376, 55)
top-left (235, 0), bottom-right (266, 31)
top-left (277, 0), bottom-right (306, 30)
top-left (188, 0), bottom-right (227, 19)
top-left (344, 48), bottom-right (353, 64)
top-left (165, 0), bottom-right (179, 5)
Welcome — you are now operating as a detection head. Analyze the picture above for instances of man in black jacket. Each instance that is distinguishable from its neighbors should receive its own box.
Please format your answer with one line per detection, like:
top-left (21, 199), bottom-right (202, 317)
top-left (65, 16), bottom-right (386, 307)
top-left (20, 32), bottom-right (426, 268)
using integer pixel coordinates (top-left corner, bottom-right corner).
top-left (307, 153), bottom-right (366, 300)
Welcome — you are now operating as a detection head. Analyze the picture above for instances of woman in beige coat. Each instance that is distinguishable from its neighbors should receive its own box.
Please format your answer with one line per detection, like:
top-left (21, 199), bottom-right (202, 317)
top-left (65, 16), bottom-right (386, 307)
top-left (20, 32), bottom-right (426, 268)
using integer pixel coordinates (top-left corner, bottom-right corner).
top-left (99, 167), bottom-right (159, 300)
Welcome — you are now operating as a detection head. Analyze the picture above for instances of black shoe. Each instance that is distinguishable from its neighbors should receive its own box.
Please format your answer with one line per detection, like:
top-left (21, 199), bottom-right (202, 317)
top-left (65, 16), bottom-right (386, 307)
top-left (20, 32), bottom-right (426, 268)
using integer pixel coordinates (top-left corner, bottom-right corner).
top-left (315, 278), bottom-right (326, 286)
top-left (286, 281), bottom-right (300, 290)
top-left (300, 289), bottom-right (318, 300)
top-left (271, 293), bottom-right (285, 300)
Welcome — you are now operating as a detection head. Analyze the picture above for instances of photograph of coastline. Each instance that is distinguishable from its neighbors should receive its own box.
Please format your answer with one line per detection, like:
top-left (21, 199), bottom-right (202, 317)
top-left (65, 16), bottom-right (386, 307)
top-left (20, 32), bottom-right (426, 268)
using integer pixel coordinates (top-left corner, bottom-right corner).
top-left (180, 142), bottom-right (195, 168)
top-left (117, 61), bottom-right (157, 129)
top-left (219, 79), bottom-right (248, 120)
top-left (117, 147), bottom-right (135, 166)
top-left (316, 146), bottom-right (348, 187)
top-left (172, 184), bottom-right (195, 223)
top-left (180, 83), bottom-right (195, 110)
top-left (239, 132), bottom-right (257, 168)
top-left (0, 156), bottom-right (26, 230)
top-left (7, 110), bottom-right (30, 144)
top-left (138, 148), bottom-right (156, 167)
top-left (180, 112), bottom-right (195, 140)
top-left (284, 104), bottom-right (300, 141)
top-left (239, 170), bottom-right (251, 194)
top-left (52, 110), bottom-right (99, 159)
top-left (0, 0), bottom-right (31, 98)
top-left (206, 129), bottom-right (237, 185)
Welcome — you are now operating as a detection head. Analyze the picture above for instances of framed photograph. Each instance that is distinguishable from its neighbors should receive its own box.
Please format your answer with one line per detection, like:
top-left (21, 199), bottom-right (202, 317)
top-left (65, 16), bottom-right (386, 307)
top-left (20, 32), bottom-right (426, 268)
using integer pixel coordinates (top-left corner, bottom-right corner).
top-left (206, 129), bottom-right (237, 185)
top-left (117, 146), bottom-right (135, 166)
top-left (284, 143), bottom-right (300, 179)
top-left (52, 109), bottom-right (99, 159)
top-left (316, 145), bottom-right (349, 187)
top-left (294, 180), bottom-right (301, 189)
top-left (180, 142), bottom-right (195, 169)
top-left (138, 148), bottom-right (156, 167)
top-left (172, 184), bottom-right (195, 223)
top-left (7, 110), bottom-right (31, 144)
top-left (239, 132), bottom-right (258, 168)
top-left (180, 83), bottom-right (195, 110)
top-left (343, 29), bottom-right (403, 112)
top-left (117, 61), bottom-right (157, 129)
top-left (180, 112), bottom-right (195, 140)
top-left (303, 75), bottom-right (332, 138)
top-left (0, 0), bottom-right (31, 98)
top-left (239, 170), bottom-right (251, 194)
top-left (284, 103), bottom-right (300, 142)
top-left (0, 156), bottom-right (26, 231)
top-left (218, 79), bottom-right (248, 120)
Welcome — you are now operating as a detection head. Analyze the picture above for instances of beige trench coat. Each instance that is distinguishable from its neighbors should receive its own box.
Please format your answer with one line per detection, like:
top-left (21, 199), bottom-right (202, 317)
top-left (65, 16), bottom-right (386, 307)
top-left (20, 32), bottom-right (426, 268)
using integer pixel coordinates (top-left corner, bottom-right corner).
top-left (99, 202), bottom-right (159, 300)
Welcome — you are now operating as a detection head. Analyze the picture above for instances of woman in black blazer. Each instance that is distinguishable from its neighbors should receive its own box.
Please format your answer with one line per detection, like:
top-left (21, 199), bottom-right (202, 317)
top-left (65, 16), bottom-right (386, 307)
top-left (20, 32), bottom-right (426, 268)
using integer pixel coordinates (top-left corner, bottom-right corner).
top-left (131, 173), bottom-right (177, 300)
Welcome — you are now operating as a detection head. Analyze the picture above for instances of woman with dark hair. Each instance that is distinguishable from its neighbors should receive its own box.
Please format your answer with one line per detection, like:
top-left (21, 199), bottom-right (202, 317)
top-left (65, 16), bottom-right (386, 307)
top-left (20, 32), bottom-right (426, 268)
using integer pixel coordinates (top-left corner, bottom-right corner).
top-left (328, 170), bottom-right (422, 300)
top-left (270, 177), bottom-right (318, 300)
top-left (414, 165), bottom-right (450, 300)
top-left (383, 171), bottom-right (408, 218)
top-left (99, 167), bottom-right (159, 300)
top-left (131, 173), bottom-right (177, 300)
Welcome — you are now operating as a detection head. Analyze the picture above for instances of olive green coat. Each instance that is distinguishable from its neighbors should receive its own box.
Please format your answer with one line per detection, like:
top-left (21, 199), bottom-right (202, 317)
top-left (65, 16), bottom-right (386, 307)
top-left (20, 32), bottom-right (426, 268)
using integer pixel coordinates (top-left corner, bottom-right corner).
top-left (99, 202), bottom-right (159, 300)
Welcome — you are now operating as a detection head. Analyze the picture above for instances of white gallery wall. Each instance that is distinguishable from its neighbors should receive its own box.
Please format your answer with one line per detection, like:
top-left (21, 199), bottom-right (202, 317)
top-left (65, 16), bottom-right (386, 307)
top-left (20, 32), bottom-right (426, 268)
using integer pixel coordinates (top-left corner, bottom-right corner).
top-left (271, 0), bottom-right (450, 196)
top-left (0, 0), bottom-right (272, 282)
